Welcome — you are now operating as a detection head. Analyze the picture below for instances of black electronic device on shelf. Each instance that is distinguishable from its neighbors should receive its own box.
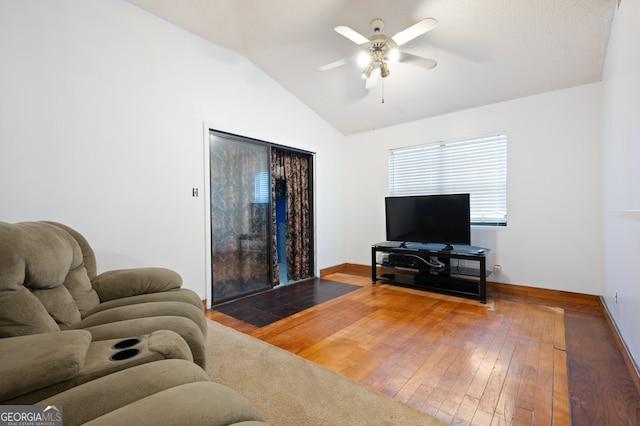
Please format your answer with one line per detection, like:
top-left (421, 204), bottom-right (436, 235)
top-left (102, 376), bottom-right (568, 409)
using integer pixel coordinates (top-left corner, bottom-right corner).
top-left (372, 242), bottom-right (491, 303)
top-left (385, 193), bottom-right (470, 251)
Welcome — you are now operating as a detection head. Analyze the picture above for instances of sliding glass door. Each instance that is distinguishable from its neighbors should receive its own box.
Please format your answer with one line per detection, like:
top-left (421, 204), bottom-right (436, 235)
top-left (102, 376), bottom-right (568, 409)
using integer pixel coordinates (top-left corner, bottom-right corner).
top-left (209, 132), bottom-right (271, 303)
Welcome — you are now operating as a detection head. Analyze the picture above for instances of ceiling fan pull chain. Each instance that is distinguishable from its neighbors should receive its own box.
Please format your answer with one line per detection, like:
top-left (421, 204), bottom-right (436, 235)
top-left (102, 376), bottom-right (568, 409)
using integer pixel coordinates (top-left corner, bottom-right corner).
top-left (381, 77), bottom-right (385, 103)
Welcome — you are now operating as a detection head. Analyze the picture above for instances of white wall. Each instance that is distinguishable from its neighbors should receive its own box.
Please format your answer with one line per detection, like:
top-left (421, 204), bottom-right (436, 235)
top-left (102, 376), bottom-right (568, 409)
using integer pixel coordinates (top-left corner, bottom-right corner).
top-left (1, 0), bottom-right (635, 363)
top-left (0, 0), bottom-right (346, 298)
top-left (602, 0), bottom-right (640, 367)
top-left (344, 83), bottom-right (603, 295)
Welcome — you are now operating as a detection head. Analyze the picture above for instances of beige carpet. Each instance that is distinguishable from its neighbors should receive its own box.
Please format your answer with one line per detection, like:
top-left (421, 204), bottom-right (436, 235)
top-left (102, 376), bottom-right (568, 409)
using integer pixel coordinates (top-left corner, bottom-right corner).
top-left (205, 319), bottom-right (445, 426)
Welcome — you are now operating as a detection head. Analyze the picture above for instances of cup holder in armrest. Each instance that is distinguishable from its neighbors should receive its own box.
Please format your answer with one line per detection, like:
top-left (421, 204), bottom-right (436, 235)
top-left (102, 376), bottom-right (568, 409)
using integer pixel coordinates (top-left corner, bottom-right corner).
top-left (110, 348), bottom-right (141, 361)
top-left (112, 338), bottom-right (141, 350)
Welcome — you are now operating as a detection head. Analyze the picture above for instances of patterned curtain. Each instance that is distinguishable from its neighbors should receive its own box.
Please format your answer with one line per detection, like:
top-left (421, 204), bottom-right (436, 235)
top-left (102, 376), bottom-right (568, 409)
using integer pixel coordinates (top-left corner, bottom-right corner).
top-left (270, 148), bottom-right (280, 285)
top-left (271, 148), bottom-right (312, 284)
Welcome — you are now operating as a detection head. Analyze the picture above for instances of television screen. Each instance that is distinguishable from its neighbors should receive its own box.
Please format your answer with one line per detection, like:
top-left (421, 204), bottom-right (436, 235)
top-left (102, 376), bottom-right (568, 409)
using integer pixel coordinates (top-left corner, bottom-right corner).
top-left (385, 194), bottom-right (471, 246)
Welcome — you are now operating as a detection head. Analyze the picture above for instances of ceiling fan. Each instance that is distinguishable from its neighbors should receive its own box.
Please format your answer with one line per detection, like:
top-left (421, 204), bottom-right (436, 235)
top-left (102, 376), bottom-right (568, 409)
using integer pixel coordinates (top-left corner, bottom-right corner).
top-left (318, 18), bottom-right (438, 89)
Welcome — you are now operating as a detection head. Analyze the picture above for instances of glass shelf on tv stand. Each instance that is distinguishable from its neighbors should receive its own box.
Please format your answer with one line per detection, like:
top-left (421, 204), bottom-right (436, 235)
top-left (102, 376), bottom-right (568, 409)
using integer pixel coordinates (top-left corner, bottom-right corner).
top-left (371, 242), bottom-right (490, 303)
top-left (376, 241), bottom-right (488, 256)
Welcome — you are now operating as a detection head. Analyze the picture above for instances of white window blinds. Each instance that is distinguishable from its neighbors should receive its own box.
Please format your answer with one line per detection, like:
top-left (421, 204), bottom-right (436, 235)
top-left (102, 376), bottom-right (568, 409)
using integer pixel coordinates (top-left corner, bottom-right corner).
top-left (389, 132), bottom-right (507, 225)
top-left (254, 171), bottom-right (270, 203)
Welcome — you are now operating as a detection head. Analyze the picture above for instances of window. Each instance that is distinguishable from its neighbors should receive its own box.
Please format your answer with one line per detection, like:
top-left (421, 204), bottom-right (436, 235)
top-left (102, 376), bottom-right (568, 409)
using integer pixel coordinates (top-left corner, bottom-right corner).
top-left (254, 171), bottom-right (270, 203)
top-left (389, 132), bottom-right (507, 225)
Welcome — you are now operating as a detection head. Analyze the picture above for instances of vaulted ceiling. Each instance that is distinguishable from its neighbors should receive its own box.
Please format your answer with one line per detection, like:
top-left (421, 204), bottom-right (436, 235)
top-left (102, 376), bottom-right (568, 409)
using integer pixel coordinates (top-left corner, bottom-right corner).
top-left (126, 0), bottom-right (616, 135)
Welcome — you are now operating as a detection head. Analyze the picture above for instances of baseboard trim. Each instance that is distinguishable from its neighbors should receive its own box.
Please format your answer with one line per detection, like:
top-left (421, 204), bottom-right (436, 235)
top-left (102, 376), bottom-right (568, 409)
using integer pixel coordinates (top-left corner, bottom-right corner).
top-left (486, 281), bottom-right (601, 306)
top-left (601, 298), bottom-right (640, 396)
top-left (320, 263), bottom-right (370, 277)
top-left (322, 263), bottom-right (601, 306)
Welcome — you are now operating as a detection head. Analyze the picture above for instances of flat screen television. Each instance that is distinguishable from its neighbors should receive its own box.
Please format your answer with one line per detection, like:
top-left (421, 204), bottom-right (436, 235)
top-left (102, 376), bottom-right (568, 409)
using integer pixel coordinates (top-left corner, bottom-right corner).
top-left (385, 194), bottom-right (471, 249)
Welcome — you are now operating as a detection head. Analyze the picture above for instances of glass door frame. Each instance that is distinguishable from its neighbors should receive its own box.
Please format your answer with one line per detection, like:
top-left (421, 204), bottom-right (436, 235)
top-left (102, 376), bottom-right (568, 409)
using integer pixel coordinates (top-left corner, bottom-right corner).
top-left (207, 130), bottom-right (273, 305)
top-left (203, 127), bottom-right (316, 308)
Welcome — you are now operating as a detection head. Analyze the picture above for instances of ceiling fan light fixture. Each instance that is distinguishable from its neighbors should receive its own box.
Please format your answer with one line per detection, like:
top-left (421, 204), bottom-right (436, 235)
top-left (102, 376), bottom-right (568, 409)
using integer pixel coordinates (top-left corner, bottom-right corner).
top-left (388, 48), bottom-right (400, 62)
top-left (357, 51), bottom-right (370, 67)
top-left (362, 63), bottom-right (374, 79)
top-left (380, 62), bottom-right (390, 78)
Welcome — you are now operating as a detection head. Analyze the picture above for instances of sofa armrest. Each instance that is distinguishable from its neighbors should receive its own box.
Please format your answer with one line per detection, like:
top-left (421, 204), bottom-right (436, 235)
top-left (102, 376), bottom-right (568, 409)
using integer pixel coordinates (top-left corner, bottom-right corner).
top-left (0, 330), bottom-right (91, 401)
top-left (91, 268), bottom-right (182, 302)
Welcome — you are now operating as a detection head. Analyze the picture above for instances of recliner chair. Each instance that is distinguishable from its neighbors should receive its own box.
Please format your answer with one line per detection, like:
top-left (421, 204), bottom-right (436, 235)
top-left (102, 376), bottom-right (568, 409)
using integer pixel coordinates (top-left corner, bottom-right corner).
top-left (0, 221), bottom-right (208, 403)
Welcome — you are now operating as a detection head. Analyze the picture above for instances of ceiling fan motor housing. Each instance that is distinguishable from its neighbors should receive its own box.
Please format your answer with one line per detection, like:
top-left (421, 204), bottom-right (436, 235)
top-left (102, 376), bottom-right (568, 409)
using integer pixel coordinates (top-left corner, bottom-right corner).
top-left (365, 34), bottom-right (397, 66)
top-left (370, 18), bottom-right (385, 32)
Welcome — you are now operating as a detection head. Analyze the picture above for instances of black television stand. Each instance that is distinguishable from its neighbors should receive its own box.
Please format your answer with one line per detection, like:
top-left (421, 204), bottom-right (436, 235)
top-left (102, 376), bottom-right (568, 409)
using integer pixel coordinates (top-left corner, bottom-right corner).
top-left (371, 242), bottom-right (491, 303)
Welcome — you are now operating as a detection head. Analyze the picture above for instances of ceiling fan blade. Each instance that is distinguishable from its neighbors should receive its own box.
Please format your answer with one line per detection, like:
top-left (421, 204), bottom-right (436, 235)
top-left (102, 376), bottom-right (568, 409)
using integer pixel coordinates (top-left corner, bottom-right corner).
top-left (365, 69), bottom-right (379, 89)
top-left (397, 51), bottom-right (438, 70)
top-left (391, 18), bottom-right (438, 46)
top-left (335, 26), bottom-right (370, 45)
top-left (317, 57), bottom-right (351, 71)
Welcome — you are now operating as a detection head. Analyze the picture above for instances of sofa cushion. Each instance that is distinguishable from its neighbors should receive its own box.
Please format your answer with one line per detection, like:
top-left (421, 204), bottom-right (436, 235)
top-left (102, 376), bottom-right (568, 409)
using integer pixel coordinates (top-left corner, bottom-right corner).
top-left (61, 265), bottom-right (101, 316)
top-left (0, 239), bottom-right (26, 291)
top-left (83, 382), bottom-right (267, 426)
top-left (0, 222), bottom-right (100, 329)
top-left (21, 223), bottom-right (100, 316)
top-left (12, 222), bottom-right (75, 290)
top-left (36, 359), bottom-right (213, 425)
top-left (0, 287), bottom-right (59, 337)
top-left (84, 288), bottom-right (204, 317)
top-left (91, 268), bottom-right (183, 302)
top-left (76, 301), bottom-right (206, 337)
top-left (31, 285), bottom-right (81, 328)
top-left (80, 315), bottom-right (206, 368)
top-left (44, 221), bottom-right (98, 280)
top-left (0, 330), bottom-right (91, 401)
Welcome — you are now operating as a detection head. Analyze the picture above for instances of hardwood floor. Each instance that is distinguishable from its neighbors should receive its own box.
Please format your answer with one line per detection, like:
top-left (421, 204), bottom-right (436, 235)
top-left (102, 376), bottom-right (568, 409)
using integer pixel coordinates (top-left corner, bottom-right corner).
top-left (206, 272), bottom-right (640, 425)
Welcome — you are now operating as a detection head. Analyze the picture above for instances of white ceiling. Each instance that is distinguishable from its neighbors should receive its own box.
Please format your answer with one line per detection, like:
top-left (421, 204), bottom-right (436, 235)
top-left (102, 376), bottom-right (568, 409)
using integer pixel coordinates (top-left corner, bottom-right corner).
top-left (126, 0), bottom-right (616, 135)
